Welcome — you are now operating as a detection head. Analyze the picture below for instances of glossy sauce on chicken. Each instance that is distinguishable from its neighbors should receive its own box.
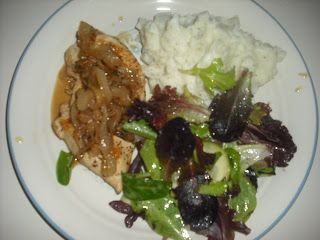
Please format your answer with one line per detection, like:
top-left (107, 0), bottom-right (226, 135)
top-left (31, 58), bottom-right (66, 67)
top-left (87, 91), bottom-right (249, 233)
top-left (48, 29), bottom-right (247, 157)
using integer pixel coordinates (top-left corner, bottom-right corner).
top-left (51, 65), bottom-right (71, 121)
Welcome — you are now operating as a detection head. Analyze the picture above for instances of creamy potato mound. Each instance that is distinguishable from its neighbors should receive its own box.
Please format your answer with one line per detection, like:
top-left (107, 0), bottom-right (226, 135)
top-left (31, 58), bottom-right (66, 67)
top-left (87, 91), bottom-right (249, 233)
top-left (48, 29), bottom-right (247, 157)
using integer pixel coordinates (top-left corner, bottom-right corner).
top-left (136, 11), bottom-right (285, 104)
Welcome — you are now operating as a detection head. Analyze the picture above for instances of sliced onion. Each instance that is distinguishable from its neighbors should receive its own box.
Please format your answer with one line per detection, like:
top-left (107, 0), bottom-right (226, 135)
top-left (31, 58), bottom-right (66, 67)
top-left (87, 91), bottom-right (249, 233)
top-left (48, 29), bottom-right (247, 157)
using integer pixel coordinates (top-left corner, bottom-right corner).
top-left (74, 127), bottom-right (85, 151)
top-left (99, 130), bottom-right (116, 177)
top-left (70, 103), bottom-right (79, 126)
top-left (98, 107), bottom-right (116, 177)
top-left (85, 120), bottom-right (95, 139)
top-left (111, 86), bottom-right (131, 107)
top-left (107, 106), bottom-right (122, 132)
top-left (100, 145), bottom-right (117, 177)
top-left (78, 112), bottom-right (93, 123)
top-left (101, 52), bottom-right (121, 71)
top-left (93, 88), bottom-right (105, 107)
top-left (93, 66), bottom-right (112, 104)
top-left (76, 88), bottom-right (95, 111)
top-left (64, 132), bottom-right (79, 155)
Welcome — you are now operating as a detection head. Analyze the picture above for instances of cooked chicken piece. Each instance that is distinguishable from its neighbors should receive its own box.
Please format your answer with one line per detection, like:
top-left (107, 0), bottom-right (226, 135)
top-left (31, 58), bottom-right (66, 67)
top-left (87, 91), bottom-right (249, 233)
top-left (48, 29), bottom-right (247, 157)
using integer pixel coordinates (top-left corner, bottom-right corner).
top-left (80, 136), bottom-right (134, 193)
top-left (53, 104), bottom-right (79, 155)
top-left (53, 103), bottom-right (134, 193)
top-left (77, 21), bottom-right (145, 100)
top-left (52, 21), bottom-right (145, 193)
top-left (64, 44), bottom-right (80, 81)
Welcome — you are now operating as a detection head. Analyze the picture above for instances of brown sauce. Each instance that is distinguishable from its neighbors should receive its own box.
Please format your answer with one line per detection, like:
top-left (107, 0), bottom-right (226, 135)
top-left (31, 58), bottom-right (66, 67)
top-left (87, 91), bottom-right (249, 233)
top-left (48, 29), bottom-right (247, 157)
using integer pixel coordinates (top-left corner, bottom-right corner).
top-left (51, 65), bottom-right (71, 122)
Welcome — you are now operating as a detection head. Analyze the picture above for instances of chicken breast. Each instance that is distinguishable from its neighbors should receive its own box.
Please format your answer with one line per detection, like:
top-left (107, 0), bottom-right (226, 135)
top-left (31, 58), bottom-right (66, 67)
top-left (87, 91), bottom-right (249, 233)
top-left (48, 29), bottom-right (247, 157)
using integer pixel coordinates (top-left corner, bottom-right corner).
top-left (52, 21), bottom-right (145, 193)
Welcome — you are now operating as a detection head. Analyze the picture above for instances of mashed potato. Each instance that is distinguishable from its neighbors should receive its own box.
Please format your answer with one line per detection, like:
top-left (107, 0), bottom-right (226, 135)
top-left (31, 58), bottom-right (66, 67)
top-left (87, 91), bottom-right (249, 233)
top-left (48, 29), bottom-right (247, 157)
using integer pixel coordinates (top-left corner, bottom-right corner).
top-left (136, 12), bottom-right (285, 104)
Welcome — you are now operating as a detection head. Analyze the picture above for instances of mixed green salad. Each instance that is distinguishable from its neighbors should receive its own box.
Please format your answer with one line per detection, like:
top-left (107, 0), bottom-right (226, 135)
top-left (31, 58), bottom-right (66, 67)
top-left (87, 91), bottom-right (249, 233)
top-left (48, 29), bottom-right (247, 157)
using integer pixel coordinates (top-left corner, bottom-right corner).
top-left (57, 59), bottom-right (296, 240)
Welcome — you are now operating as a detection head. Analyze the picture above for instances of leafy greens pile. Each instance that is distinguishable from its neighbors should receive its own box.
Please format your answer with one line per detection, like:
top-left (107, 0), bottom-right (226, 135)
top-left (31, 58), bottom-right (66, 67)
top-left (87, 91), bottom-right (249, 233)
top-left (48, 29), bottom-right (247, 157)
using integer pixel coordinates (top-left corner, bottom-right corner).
top-left (109, 59), bottom-right (297, 240)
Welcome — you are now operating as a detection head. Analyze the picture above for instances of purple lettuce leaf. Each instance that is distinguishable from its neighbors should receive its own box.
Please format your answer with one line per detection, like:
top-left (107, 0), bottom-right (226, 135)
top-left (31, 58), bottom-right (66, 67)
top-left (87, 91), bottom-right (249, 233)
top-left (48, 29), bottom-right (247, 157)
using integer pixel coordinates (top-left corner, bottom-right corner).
top-left (242, 102), bottom-right (297, 167)
top-left (127, 85), bottom-right (210, 130)
top-left (209, 71), bottom-right (253, 142)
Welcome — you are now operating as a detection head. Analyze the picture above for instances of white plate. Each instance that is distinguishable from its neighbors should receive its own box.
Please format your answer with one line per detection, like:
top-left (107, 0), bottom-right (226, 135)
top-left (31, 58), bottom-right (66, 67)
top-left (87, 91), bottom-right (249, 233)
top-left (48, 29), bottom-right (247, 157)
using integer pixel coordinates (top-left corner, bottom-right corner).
top-left (6, 0), bottom-right (319, 239)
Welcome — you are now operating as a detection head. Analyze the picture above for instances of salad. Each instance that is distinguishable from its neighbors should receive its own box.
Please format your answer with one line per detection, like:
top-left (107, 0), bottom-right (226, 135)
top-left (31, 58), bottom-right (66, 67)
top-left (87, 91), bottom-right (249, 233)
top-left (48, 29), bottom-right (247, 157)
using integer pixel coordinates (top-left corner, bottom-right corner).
top-left (52, 13), bottom-right (296, 240)
top-left (108, 66), bottom-right (296, 240)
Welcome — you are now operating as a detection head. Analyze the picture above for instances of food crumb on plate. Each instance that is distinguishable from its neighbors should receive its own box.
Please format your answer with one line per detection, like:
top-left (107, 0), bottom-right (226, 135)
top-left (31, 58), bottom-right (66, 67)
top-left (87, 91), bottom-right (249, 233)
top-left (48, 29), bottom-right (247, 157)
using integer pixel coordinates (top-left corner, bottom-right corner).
top-left (295, 86), bottom-right (303, 93)
top-left (15, 136), bottom-right (24, 144)
top-left (118, 16), bottom-right (124, 22)
top-left (298, 72), bottom-right (308, 79)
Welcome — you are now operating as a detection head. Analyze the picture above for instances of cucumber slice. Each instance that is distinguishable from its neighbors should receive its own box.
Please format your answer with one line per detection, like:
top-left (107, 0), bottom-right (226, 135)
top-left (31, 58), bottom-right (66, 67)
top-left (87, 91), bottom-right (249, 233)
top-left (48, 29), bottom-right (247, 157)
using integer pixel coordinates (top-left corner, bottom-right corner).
top-left (203, 142), bottom-right (230, 182)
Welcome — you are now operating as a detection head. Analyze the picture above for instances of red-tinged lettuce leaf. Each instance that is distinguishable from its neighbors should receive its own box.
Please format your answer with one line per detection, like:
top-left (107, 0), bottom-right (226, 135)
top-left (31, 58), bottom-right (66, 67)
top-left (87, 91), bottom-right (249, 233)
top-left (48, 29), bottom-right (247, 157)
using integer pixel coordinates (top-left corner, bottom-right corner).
top-left (241, 102), bottom-right (297, 167)
top-left (242, 120), bottom-right (297, 167)
top-left (153, 85), bottom-right (210, 124)
top-left (109, 200), bottom-right (140, 228)
top-left (209, 71), bottom-right (253, 142)
top-left (127, 85), bottom-right (210, 130)
top-left (204, 198), bottom-right (251, 240)
top-left (127, 99), bottom-right (167, 130)
top-left (156, 117), bottom-right (196, 179)
top-left (249, 102), bottom-right (271, 125)
top-left (194, 137), bottom-right (216, 167)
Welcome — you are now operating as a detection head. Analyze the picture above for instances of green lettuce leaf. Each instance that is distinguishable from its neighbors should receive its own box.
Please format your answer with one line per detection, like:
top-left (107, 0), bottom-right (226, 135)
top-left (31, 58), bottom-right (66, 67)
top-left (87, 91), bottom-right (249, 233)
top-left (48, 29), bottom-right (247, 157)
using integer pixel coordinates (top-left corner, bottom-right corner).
top-left (250, 160), bottom-right (275, 177)
top-left (131, 196), bottom-right (191, 240)
top-left (225, 147), bottom-right (257, 223)
top-left (228, 175), bottom-right (257, 223)
top-left (225, 148), bottom-right (241, 186)
top-left (198, 181), bottom-right (228, 197)
top-left (122, 174), bottom-right (170, 201)
top-left (140, 139), bottom-right (162, 179)
top-left (122, 119), bottom-right (157, 140)
top-left (223, 142), bottom-right (271, 171)
top-left (56, 151), bottom-right (73, 186)
top-left (248, 102), bottom-right (271, 125)
top-left (190, 122), bottom-right (210, 139)
top-left (181, 58), bottom-right (236, 94)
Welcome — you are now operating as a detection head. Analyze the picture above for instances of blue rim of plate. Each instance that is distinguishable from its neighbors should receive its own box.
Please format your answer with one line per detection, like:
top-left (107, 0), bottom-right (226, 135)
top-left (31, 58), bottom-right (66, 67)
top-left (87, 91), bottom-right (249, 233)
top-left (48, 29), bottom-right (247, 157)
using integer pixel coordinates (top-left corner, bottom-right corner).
top-left (5, 0), bottom-right (319, 239)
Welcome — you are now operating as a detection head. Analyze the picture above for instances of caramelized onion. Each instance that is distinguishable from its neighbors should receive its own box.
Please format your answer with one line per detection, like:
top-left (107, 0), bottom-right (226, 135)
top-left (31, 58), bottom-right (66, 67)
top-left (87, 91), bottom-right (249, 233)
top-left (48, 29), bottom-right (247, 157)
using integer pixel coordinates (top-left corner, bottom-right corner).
top-left (111, 86), bottom-right (131, 107)
top-left (107, 107), bottom-right (122, 132)
top-left (99, 130), bottom-right (116, 177)
top-left (74, 126), bottom-right (86, 151)
top-left (78, 112), bottom-right (93, 123)
top-left (93, 88), bottom-right (105, 107)
top-left (70, 103), bottom-right (79, 126)
top-left (94, 67), bottom-right (112, 98)
top-left (76, 88), bottom-right (95, 111)
top-left (105, 104), bottom-right (118, 130)
top-left (97, 105), bottom-right (117, 177)
top-left (100, 47), bottom-right (122, 71)
top-left (86, 120), bottom-right (95, 137)
top-left (64, 132), bottom-right (79, 155)
top-left (93, 109), bottom-right (102, 121)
